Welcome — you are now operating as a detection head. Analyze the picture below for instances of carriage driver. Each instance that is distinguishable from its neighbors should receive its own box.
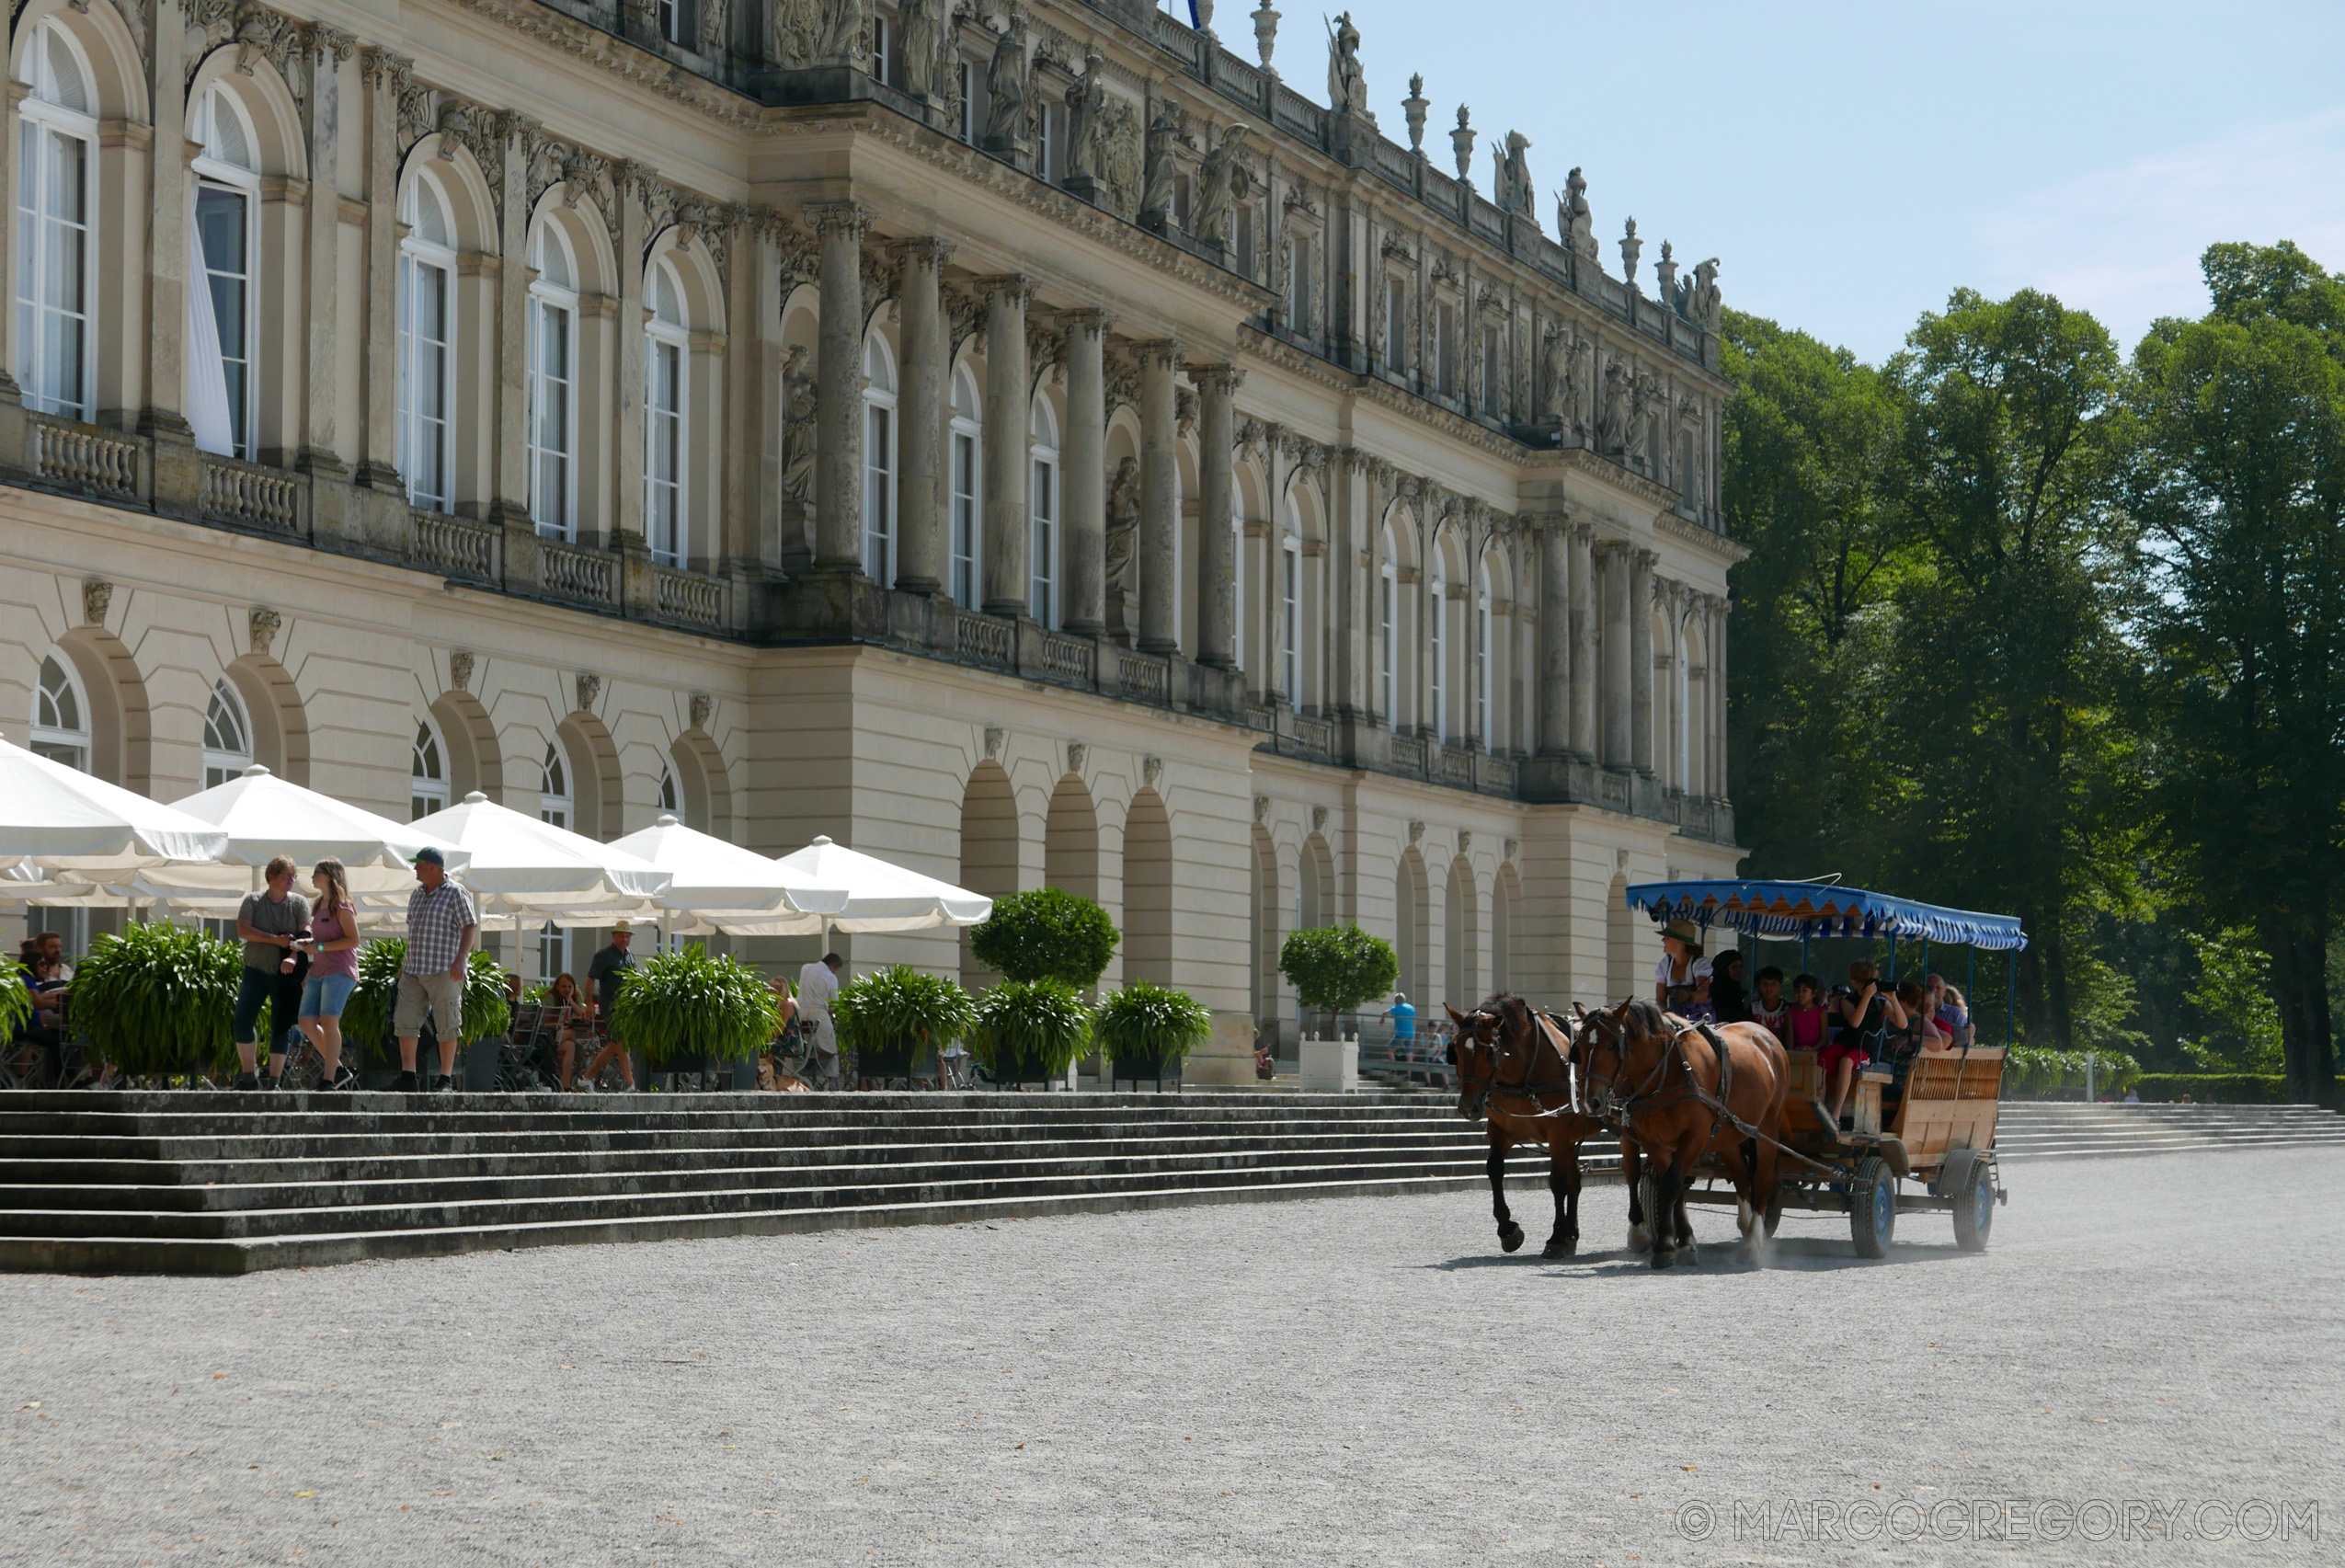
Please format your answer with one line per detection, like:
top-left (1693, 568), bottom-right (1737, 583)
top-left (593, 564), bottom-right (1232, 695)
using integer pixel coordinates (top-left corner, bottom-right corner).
top-left (1653, 920), bottom-right (1713, 1021)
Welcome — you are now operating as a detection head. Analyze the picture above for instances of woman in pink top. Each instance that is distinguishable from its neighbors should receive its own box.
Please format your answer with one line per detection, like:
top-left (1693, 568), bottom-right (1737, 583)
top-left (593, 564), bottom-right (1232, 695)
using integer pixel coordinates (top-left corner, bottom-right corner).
top-left (297, 859), bottom-right (364, 1090)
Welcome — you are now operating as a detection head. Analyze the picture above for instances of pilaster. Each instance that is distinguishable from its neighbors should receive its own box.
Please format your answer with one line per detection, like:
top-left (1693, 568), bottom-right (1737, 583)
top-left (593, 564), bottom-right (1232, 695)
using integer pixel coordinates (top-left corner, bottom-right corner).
top-left (808, 200), bottom-right (873, 572)
top-left (980, 274), bottom-right (1036, 615)
top-left (1138, 340), bottom-right (1184, 654)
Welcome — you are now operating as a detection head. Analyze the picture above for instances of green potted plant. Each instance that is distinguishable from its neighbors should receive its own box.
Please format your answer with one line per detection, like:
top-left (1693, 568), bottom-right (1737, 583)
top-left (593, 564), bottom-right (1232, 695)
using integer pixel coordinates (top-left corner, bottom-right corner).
top-left (608, 944), bottom-right (778, 1089)
top-left (340, 941), bottom-right (512, 1088)
top-left (66, 921), bottom-right (240, 1083)
top-left (1092, 981), bottom-right (1213, 1089)
top-left (968, 887), bottom-right (1121, 988)
top-left (1278, 925), bottom-right (1400, 1092)
top-left (831, 965), bottom-right (975, 1084)
top-left (969, 979), bottom-right (1092, 1089)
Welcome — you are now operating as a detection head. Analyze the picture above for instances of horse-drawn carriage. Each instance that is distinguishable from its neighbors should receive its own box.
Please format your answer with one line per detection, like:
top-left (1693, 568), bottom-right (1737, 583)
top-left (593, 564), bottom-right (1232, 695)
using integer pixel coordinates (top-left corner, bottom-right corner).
top-left (1448, 878), bottom-right (2019, 1266)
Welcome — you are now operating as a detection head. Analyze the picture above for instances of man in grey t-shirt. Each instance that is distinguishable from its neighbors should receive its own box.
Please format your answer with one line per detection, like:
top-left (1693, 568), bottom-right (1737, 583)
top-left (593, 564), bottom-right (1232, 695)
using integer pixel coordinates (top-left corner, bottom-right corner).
top-left (232, 855), bottom-right (310, 1090)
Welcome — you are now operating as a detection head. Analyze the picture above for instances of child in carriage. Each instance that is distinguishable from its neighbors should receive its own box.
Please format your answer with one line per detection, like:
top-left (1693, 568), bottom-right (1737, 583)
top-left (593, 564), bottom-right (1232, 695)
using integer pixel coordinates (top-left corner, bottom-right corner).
top-left (1749, 966), bottom-right (1790, 1040)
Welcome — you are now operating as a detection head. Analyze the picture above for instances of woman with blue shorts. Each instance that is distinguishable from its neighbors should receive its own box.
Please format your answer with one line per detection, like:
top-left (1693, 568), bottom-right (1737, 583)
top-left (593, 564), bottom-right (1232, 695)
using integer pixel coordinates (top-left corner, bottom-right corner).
top-left (297, 858), bottom-right (363, 1090)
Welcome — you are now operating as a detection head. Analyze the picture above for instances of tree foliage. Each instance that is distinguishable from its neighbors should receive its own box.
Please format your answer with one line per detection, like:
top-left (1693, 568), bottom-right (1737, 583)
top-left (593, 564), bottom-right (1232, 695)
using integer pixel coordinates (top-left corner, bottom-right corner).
top-left (831, 965), bottom-right (976, 1057)
top-left (967, 888), bottom-right (1121, 988)
top-left (1277, 925), bottom-right (1400, 1030)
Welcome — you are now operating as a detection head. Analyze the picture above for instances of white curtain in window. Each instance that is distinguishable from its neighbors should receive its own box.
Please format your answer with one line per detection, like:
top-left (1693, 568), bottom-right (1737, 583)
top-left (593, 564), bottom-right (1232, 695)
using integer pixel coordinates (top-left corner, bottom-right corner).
top-left (183, 220), bottom-right (234, 456)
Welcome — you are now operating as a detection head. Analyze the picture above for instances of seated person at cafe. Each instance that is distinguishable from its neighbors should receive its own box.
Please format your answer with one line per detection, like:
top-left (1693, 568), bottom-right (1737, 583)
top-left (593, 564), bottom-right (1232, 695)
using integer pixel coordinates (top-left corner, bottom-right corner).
top-left (542, 971), bottom-right (597, 1091)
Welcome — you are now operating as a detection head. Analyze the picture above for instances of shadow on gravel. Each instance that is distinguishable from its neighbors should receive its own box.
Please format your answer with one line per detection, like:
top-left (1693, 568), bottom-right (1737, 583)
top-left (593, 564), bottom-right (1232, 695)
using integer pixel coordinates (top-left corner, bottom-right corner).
top-left (1428, 1239), bottom-right (1976, 1275)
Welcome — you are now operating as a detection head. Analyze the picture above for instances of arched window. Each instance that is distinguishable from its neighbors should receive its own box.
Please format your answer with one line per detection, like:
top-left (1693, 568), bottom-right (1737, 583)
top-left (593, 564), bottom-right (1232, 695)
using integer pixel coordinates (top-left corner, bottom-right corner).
top-left (202, 678), bottom-right (252, 788)
top-left (1379, 548), bottom-right (1400, 732)
top-left (658, 761), bottom-right (679, 814)
top-left (15, 22), bottom-right (97, 420)
top-left (1280, 502), bottom-right (1303, 713)
top-left (1030, 395), bottom-right (1059, 627)
top-left (863, 334), bottom-right (898, 582)
top-left (527, 223), bottom-right (579, 539)
top-left (645, 258), bottom-right (690, 567)
top-left (1476, 563), bottom-right (1494, 752)
top-left (948, 364), bottom-right (981, 608)
top-left (397, 175), bottom-right (458, 511)
top-left (410, 719), bottom-right (450, 819)
top-left (31, 654), bottom-right (89, 771)
top-left (539, 743), bottom-right (571, 830)
top-left (1428, 562), bottom-right (1449, 741)
top-left (188, 86), bottom-right (260, 458)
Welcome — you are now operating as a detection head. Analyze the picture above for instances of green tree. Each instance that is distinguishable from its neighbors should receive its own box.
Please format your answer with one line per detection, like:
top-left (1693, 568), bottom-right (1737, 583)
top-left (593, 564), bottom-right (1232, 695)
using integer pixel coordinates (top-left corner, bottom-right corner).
top-left (1277, 925), bottom-right (1399, 1035)
top-left (2133, 242), bottom-right (2345, 1104)
top-left (967, 888), bottom-right (1120, 988)
top-left (1882, 287), bottom-right (2145, 1048)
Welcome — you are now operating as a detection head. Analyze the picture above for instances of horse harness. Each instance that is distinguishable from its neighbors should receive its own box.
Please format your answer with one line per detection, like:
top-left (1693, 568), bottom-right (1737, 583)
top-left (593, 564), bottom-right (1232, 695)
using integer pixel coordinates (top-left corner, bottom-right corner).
top-left (1454, 1009), bottom-right (1575, 1109)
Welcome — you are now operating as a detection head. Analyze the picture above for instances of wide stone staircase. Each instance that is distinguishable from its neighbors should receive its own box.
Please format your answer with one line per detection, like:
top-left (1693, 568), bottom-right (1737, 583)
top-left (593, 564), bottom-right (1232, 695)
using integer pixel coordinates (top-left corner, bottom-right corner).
top-left (1993, 1101), bottom-right (2345, 1162)
top-left (2, 1093), bottom-right (2337, 1276)
top-left (0, 1090), bottom-right (1534, 1276)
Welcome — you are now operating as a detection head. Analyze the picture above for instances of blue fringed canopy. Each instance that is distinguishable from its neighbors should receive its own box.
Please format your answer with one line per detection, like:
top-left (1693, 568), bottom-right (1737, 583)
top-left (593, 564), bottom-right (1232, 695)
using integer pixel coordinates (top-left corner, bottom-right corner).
top-left (1625, 880), bottom-right (2029, 952)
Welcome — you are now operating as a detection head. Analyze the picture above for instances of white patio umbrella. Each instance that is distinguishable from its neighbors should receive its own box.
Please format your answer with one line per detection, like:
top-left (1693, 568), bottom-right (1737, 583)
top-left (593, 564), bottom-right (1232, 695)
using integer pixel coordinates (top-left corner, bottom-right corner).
top-left (398, 791), bottom-right (673, 928)
top-left (115, 765), bottom-right (471, 910)
top-left (608, 815), bottom-right (852, 935)
top-left (0, 736), bottom-right (229, 883)
top-left (717, 835), bottom-right (993, 938)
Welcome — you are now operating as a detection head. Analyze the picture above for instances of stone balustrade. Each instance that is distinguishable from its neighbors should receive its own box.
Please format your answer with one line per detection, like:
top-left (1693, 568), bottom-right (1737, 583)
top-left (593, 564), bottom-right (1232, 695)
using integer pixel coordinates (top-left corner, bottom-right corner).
top-left (412, 510), bottom-right (500, 585)
top-left (29, 417), bottom-right (143, 500)
top-left (653, 567), bottom-right (725, 630)
top-left (198, 456), bottom-right (303, 533)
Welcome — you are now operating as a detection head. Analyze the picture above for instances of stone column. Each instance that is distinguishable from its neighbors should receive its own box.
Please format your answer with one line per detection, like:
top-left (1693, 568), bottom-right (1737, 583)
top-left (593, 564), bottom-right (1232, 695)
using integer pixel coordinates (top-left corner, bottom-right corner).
top-left (810, 200), bottom-right (873, 572)
top-left (143, 7), bottom-right (192, 450)
top-left (299, 34), bottom-right (351, 474)
top-left (357, 51), bottom-right (406, 490)
top-left (1710, 596), bottom-right (1731, 798)
top-left (1195, 364), bottom-right (1243, 667)
top-left (1061, 310), bottom-right (1110, 633)
top-left (1569, 523), bottom-right (1597, 760)
top-left (1138, 340), bottom-right (1184, 654)
top-left (1537, 522), bottom-right (1571, 754)
top-left (1598, 541), bottom-right (1631, 771)
top-left (892, 238), bottom-right (951, 592)
top-left (491, 120), bottom-right (530, 526)
top-left (980, 275), bottom-right (1035, 614)
top-left (1630, 548), bottom-right (1656, 777)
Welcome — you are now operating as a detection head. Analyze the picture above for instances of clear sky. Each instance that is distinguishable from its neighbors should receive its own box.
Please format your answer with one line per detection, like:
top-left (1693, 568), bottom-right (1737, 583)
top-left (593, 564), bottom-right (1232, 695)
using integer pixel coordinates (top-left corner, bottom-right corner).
top-left (1225, 0), bottom-right (2345, 363)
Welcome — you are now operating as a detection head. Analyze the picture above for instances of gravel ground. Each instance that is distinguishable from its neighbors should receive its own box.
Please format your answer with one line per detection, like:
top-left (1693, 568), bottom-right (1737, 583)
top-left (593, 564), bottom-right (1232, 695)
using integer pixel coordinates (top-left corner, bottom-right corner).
top-left (5, 1147), bottom-right (2342, 1567)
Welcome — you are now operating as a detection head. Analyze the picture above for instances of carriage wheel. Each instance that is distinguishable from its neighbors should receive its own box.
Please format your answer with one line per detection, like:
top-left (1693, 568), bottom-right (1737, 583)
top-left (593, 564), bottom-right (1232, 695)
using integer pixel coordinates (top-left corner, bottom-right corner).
top-left (1952, 1160), bottom-right (1996, 1253)
top-left (1847, 1155), bottom-right (1896, 1259)
top-left (1634, 1173), bottom-right (1662, 1250)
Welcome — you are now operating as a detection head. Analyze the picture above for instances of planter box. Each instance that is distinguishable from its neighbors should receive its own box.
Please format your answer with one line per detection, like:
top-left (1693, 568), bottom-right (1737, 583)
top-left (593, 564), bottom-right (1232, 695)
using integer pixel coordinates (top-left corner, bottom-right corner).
top-left (989, 1047), bottom-right (1059, 1089)
top-left (1109, 1049), bottom-right (1182, 1090)
top-left (857, 1042), bottom-right (915, 1082)
top-left (1299, 1035), bottom-right (1359, 1093)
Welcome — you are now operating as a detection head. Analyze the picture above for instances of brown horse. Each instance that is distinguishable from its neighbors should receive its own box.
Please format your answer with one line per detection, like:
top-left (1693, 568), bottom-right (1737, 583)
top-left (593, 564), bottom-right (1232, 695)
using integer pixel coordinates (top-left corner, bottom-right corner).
top-left (1446, 994), bottom-right (1647, 1259)
top-left (1572, 999), bottom-right (1790, 1270)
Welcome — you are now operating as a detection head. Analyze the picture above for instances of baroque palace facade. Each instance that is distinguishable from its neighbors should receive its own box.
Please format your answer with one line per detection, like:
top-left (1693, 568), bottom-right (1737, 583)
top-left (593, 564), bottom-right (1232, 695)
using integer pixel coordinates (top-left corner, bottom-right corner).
top-left (0, 0), bottom-right (1741, 1081)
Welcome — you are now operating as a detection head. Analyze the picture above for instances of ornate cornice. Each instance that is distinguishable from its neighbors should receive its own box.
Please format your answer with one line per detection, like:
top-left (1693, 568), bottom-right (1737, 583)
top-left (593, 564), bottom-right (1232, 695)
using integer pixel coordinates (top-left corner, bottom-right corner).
top-left (1656, 509), bottom-right (1751, 565)
top-left (444, 0), bottom-right (764, 130)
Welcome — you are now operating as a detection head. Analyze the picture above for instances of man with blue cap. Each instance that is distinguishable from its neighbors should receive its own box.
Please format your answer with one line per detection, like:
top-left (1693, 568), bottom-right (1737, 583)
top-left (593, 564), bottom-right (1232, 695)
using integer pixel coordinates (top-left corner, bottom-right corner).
top-left (395, 846), bottom-right (477, 1093)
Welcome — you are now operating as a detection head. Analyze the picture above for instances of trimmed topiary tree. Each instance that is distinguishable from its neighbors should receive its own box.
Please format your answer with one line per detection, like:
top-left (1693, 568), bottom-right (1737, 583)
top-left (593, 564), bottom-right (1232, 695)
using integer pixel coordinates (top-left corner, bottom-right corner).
top-left (1278, 924), bottom-right (1400, 1036)
top-left (969, 979), bottom-right (1093, 1085)
top-left (967, 888), bottom-right (1120, 988)
top-left (832, 965), bottom-right (976, 1080)
top-left (610, 944), bottom-right (778, 1070)
top-left (1092, 981), bottom-right (1213, 1082)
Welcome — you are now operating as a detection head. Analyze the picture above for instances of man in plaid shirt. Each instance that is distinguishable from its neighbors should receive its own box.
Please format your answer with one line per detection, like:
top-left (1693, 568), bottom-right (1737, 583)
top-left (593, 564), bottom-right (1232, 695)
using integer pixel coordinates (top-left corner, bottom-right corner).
top-left (395, 847), bottom-right (478, 1092)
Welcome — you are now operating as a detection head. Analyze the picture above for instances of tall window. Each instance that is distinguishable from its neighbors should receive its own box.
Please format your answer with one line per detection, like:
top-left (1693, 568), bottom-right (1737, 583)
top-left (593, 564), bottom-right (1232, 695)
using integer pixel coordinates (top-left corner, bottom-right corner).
top-left (1480, 326), bottom-right (1501, 415)
top-left (1030, 396), bottom-right (1059, 626)
top-left (527, 224), bottom-right (578, 539)
top-left (189, 87), bottom-right (258, 459)
top-left (659, 0), bottom-right (685, 45)
top-left (31, 654), bottom-right (88, 771)
top-left (397, 176), bottom-right (457, 511)
top-left (658, 763), bottom-right (680, 816)
top-left (1384, 277), bottom-right (1407, 372)
top-left (957, 60), bottom-right (978, 141)
top-left (1037, 99), bottom-right (1060, 182)
top-left (15, 22), bottom-right (97, 421)
top-left (1287, 234), bottom-right (1313, 336)
top-left (1428, 567), bottom-right (1448, 740)
top-left (645, 260), bottom-right (690, 567)
top-left (869, 11), bottom-right (890, 83)
top-left (1232, 202), bottom-right (1255, 280)
top-left (411, 720), bottom-right (450, 819)
top-left (202, 678), bottom-right (252, 788)
top-left (539, 743), bottom-right (571, 830)
top-left (1379, 557), bottom-right (1398, 731)
top-left (948, 366), bottom-right (981, 608)
top-left (1280, 525), bottom-right (1303, 713)
top-left (1476, 567), bottom-right (1493, 750)
top-left (863, 334), bottom-right (898, 582)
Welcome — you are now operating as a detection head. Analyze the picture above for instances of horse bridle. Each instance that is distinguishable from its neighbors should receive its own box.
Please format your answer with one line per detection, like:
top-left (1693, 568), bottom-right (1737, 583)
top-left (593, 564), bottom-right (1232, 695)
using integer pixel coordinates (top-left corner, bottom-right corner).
top-left (1452, 1005), bottom-right (1574, 1122)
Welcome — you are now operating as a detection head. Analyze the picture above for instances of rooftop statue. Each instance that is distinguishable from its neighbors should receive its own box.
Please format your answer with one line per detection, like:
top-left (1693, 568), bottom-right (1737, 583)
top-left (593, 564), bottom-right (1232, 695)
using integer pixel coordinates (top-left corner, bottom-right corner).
top-left (1689, 258), bottom-right (1723, 333)
top-left (1558, 166), bottom-right (1596, 262)
top-left (1493, 130), bottom-right (1534, 218)
top-left (1326, 11), bottom-right (1369, 117)
top-left (1619, 216), bottom-right (1642, 289)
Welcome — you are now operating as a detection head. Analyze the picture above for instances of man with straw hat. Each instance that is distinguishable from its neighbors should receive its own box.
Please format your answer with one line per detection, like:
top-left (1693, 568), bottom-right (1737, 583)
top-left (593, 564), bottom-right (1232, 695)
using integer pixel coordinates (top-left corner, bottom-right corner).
top-left (1652, 918), bottom-right (1713, 1021)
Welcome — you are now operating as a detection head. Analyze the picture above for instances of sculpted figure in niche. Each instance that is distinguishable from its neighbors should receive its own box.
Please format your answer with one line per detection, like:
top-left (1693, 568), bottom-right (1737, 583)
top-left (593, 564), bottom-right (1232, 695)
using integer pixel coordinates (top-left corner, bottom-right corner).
top-left (1140, 100), bottom-right (1183, 225)
top-left (987, 13), bottom-right (1029, 143)
top-left (1596, 359), bottom-right (1629, 454)
top-left (1065, 52), bottom-right (1105, 179)
top-left (781, 345), bottom-right (818, 506)
top-left (699, 0), bottom-right (733, 57)
top-left (898, 0), bottom-right (941, 100)
top-left (1539, 326), bottom-right (1568, 425)
top-left (1104, 456), bottom-right (1142, 603)
top-left (774, 0), bottom-right (867, 67)
top-left (1571, 330), bottom-right (1596, 435)
top-left (1193, 123), bottom-right (1252, 246)
top-left (1325, 11), bottom-right (1368, 116)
